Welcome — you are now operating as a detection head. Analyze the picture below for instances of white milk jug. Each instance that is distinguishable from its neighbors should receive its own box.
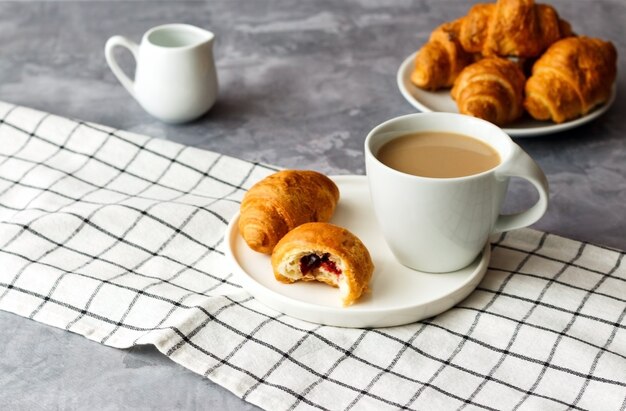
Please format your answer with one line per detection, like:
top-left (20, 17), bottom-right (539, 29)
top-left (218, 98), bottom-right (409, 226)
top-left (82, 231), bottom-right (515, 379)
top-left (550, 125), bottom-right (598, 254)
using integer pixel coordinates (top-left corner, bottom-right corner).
top-left (105, 24), bottom-right (218, 123)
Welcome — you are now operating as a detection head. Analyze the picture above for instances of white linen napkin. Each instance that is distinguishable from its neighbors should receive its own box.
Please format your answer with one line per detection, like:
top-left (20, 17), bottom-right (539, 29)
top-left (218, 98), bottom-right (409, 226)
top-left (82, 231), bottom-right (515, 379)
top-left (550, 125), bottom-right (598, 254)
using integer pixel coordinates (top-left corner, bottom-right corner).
top-left (1, 101), bottom-right (624, 411)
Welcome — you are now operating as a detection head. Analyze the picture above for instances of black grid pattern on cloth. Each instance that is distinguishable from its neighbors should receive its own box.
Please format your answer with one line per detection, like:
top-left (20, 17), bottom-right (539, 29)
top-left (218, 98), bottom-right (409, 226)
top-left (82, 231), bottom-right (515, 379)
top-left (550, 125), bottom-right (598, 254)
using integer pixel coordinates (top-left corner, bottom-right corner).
top-left (0, 101), bottom-right (625, 411)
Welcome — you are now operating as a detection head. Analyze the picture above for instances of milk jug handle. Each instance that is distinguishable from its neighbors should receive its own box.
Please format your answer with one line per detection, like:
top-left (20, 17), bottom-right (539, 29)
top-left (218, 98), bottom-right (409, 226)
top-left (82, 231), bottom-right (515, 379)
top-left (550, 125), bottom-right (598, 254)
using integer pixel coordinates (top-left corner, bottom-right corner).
top-left (105, 36), bottom-right (139, 98)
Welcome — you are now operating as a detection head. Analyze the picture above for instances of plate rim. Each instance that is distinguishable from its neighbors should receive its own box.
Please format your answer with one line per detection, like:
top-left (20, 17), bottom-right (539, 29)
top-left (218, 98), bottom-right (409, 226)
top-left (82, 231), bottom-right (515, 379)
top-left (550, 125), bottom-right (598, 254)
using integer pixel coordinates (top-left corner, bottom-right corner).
top-left (396, 51), bottom-right (617, 138)
top-left (224, 175), bottom-right (491, 327)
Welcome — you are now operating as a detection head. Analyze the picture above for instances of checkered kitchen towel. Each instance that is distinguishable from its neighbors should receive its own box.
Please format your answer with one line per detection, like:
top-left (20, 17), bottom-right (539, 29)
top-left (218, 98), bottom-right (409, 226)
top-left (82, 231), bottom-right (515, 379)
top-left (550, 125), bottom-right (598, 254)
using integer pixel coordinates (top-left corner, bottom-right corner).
top-left (0, 101), bottom-right (625, 411)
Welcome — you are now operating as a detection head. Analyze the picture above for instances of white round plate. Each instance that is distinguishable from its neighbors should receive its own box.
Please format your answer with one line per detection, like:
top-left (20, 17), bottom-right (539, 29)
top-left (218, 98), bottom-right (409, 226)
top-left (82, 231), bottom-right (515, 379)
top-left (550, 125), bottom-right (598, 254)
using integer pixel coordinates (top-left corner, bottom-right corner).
top-left (397, 51), bottom-right (616, 138)
top-left (225, 175), bottom-right (489, 328)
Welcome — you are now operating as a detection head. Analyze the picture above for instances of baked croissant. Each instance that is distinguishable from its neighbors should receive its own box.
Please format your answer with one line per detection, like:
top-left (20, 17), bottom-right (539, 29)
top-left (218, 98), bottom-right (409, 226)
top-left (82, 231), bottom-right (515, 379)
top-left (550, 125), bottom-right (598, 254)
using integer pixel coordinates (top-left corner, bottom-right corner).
top-left (459, 3), bottom-right (495, 54)
top-left (271, 223), bottom-right (374, 306)
top-left (524, 37), bottom-right (617, 123)
top-left (411, 18), bottom-right (473, 90)
top-left (239, 170), bottom-right (339, 254)
top-left (451, 57), bottom-right (526, 125)
top-left (460, 0), bottom-right (571, 58)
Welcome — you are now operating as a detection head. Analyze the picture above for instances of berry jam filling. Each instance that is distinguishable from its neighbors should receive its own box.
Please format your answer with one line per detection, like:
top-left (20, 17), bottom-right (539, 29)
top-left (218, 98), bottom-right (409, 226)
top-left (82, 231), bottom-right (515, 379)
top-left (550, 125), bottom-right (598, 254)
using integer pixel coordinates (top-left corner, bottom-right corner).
top-left (299, 253), bottom-right (342, 276)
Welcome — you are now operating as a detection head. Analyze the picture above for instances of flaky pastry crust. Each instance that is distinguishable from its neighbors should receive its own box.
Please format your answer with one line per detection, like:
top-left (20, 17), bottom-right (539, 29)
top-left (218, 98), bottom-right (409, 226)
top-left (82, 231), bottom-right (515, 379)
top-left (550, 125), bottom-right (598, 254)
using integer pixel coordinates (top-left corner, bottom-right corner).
top-left (452, 57), bottom-right (526, 125)
top-left (239, 170), bottom-right (339, 254)
top-left (271, 223), bottom-right (374, 306)
top-left (524, 36), bottom-right (617, 123)
top-left (411, 18), bottom-right (473, 90)
top-left (483, 0), bottom-right (562, 57)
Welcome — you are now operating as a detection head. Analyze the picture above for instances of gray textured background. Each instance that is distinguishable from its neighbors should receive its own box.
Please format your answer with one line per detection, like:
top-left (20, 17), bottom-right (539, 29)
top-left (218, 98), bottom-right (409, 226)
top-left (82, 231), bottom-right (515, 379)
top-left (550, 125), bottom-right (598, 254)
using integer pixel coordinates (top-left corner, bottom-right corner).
top-left (1, 0), bottom-right (624, 409)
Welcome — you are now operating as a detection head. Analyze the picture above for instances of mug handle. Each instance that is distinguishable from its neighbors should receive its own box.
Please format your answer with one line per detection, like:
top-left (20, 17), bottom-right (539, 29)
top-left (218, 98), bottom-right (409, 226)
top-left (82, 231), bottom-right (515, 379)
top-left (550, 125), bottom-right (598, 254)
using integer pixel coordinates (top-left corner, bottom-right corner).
top-left (104, 35), bottom-right (139, 98)
top-left (493, 145), bottom-right (549, 233)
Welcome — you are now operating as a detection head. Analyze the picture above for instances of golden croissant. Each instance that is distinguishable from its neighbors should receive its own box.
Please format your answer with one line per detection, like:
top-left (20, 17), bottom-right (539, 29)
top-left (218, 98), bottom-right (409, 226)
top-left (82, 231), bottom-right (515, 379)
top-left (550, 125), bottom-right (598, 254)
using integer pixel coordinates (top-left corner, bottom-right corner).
top-left (238, 170), bottom-right (339, 254)
top-left (411, 18), bottom-right (473, 90)
top-left (271, 222), bottom-right (374, 306)
top-left (524, 36), bottom-right (617, 123)
top-left (460, 0), bottom-right (572, 58)
top-left (451, 57), bottom-right (526, 125)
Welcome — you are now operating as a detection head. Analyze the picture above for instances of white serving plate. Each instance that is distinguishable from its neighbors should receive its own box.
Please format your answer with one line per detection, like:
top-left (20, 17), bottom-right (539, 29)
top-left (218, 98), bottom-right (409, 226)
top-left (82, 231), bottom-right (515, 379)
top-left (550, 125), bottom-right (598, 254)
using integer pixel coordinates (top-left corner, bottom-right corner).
top-left (225, 175), bottom-right (489, 328)
top-left (397, 51), bottom-right (616, 138)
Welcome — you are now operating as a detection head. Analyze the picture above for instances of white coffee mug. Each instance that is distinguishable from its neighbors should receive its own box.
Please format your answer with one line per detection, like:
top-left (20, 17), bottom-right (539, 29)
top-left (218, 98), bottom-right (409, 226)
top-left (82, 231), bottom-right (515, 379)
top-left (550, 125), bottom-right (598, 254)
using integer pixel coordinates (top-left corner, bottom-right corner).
top-left (365, 113), bottom-right (549, 273)
top-left (105, 24), bottom-right (218, 123)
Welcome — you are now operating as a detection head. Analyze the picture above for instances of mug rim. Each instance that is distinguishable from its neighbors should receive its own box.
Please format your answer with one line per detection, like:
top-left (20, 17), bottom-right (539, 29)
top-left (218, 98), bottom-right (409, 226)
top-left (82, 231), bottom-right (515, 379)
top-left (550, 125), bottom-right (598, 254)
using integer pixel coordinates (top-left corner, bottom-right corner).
top-left (365, 112), bottom-right (514, 182)
top-left (143, 23), bottom-right (214, 51)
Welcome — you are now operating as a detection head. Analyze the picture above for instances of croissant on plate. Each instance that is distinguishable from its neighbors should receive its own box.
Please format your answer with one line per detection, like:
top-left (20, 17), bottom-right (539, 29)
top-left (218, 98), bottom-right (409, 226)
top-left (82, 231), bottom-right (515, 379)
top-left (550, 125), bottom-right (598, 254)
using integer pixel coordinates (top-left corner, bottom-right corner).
top-left (411, 18), bottom-right (473, 90)
top-left (271, 222), bottom-right (374, 306)
top-left (459, 0), bottom-right (572, 58)
top-left (524, 36), bottom-right (617, 123)
top-left (459, 3), bottom-right (494, 54)
top-left (238, 170), bottom-right (339, 254)
top-left (451, 57), bottom-right (526, 125)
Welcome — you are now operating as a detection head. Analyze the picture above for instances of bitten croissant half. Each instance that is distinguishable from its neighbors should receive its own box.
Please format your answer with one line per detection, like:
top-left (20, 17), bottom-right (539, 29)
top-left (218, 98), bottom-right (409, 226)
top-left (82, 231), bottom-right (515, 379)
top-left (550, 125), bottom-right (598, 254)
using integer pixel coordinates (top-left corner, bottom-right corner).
top-left (451, 57), bottom-right (526, 125)
top-left (271, 223), bottom-right (374, 306)
top-left (238, 170), bottom-right (339, 254)
top-left (524, 36), bottom-right (617, 123)
top-left (411, 18), bottom-right (473, 90)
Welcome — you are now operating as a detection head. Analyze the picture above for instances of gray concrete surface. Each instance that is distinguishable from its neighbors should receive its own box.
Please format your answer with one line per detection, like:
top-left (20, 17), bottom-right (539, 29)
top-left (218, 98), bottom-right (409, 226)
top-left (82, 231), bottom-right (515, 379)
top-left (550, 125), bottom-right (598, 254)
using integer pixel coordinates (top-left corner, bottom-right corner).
top-left (1, 0), bottom-right (624, 409)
